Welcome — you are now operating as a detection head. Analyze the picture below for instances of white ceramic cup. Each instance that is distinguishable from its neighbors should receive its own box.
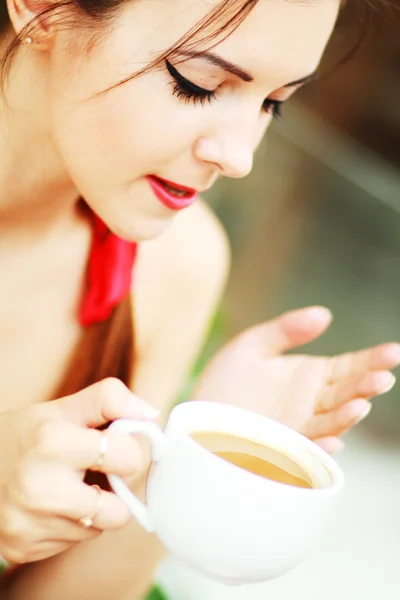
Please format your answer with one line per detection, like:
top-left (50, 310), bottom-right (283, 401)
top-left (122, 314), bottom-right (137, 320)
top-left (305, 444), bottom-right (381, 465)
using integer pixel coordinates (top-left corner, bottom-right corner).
top-left (108, 401), bottom-right (344, 586)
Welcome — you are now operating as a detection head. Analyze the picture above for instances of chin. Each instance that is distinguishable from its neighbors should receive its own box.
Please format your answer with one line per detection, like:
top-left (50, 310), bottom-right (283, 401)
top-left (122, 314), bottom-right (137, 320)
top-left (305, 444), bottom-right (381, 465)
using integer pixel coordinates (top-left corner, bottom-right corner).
top-left (108, 214), bottom-right (175, 243)
top-left (84, 186), bottom-right (177, 242)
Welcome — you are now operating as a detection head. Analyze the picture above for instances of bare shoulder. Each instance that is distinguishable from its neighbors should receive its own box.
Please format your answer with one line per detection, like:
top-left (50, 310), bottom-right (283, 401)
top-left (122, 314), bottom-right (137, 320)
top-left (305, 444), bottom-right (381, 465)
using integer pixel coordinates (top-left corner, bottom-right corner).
top-left (131, 200), bottom-right (230, 409)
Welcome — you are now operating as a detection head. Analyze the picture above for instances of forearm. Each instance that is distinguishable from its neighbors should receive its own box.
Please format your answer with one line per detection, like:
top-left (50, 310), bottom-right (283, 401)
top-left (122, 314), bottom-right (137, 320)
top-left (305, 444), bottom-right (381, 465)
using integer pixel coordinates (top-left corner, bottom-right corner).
top-left (1, 478), bottom-right (165, 600)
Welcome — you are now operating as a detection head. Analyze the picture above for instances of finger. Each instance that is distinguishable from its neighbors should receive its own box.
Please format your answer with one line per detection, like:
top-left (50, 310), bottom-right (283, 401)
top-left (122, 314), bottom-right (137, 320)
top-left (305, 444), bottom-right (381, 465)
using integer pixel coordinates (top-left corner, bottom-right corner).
top-left (40, 423), bottom-right (145, 475)
top-left (0, 518), bottom-right (97, 565)
top-left (53, 378), bottom-right (159, 427)
top-left (20, 540), bottom-right (81, 564)
top-left (25, 466), bottom-right (132, 530)
top-left (243, 306), bottom-right (333, 356)
top-left (316, 370), bottom-right (395, 413)
top-left (60, 482), bottom-right (131, 530)
top-left (34, 541), bottom-right (79, 562)
top-left (313, 437), bottom-right (345, 454)
top-left (42, 516), bottom-right (101, 542)
top-left (302, 399), bottom-right (371, 439)
top-left (326, 343), bottom-right (400, 384)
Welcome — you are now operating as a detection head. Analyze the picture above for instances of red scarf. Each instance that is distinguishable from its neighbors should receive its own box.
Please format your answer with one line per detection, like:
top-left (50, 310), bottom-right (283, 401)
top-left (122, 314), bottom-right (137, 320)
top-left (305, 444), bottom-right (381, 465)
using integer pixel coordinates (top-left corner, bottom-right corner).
top-left (79, 212), bottom-right (137, 327)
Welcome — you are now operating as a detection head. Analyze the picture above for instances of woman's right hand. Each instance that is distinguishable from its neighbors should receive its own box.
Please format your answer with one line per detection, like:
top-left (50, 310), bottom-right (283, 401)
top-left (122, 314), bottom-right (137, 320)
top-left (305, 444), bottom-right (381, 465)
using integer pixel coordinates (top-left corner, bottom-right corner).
top-left (0, 378), bottom-right (158, 565)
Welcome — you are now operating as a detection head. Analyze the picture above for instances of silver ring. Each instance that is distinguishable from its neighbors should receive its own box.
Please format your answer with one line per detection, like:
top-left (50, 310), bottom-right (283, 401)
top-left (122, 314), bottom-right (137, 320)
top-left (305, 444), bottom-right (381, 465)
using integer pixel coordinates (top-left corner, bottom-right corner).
top-left (78, 485), bottom-right (102, 528)
top-left (91, 431), bottom-right (108, 471)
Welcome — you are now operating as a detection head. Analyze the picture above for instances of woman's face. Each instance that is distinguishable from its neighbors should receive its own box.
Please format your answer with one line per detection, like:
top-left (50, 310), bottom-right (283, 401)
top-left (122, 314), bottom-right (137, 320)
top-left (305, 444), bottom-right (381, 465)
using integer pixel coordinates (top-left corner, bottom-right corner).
top-left (44, 0), bottom-right (340, 240)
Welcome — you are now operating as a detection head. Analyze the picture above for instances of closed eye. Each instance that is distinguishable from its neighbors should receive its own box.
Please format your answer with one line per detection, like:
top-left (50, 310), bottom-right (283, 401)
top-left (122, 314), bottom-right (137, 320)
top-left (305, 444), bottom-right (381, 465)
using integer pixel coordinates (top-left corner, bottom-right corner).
top-left (166, 60), bottom-right (216, 106)
top-left (166, 59), bottom-right (284, 119)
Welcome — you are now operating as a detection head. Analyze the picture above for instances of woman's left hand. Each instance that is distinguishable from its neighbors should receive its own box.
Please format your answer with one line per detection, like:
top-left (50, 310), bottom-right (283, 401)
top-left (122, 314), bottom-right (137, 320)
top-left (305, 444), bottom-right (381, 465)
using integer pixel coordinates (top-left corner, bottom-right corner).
top-left (192, 306), bottom-right (400, 454)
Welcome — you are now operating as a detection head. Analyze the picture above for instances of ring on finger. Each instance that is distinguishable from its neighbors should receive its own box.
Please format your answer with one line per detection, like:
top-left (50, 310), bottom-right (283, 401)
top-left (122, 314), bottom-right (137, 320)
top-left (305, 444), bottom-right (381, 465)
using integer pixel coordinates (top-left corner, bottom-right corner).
top-left (91, 430), bottom-right (109, 471)
top-left (78, 485), bottom-right (102, 529)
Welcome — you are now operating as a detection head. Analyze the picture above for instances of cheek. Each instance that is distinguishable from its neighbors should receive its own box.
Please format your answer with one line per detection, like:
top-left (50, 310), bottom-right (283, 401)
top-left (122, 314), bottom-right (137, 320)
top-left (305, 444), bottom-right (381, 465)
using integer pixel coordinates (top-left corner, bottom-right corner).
top-left (49, 75), bottom-right (200, 193)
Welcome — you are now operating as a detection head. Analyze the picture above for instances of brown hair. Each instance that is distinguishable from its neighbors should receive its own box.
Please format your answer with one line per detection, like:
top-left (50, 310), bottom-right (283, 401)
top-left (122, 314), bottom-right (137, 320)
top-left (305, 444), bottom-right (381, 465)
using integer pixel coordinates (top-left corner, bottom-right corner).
top-left (53, 295), bottom-right (134, 398)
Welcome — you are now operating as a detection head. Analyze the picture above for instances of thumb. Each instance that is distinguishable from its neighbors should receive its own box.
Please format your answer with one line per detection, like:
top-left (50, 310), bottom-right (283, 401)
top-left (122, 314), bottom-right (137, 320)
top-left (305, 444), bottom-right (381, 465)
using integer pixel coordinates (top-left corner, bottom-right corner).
top-left (243, 306), bottom-right (333, 356)
top-left (52, 378), bottom-right (159, 427)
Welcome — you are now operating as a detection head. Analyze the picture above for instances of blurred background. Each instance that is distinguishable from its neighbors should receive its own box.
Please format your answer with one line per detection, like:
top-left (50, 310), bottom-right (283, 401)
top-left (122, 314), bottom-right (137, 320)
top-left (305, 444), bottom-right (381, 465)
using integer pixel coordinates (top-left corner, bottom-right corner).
top-left (151, 3), bottom-right (400, 599)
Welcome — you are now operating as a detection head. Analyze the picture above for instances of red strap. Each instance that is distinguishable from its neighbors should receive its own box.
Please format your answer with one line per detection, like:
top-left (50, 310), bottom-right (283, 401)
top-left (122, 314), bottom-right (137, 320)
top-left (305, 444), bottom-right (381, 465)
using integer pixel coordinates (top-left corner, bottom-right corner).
top-left (79, 213), bottom-right (138, 327)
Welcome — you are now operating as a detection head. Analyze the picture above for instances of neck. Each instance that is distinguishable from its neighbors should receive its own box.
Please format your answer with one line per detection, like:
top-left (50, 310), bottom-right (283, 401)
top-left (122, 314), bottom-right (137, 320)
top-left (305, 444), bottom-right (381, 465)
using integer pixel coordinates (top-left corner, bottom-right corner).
top-left (0, 33), bottom-right (78, 235)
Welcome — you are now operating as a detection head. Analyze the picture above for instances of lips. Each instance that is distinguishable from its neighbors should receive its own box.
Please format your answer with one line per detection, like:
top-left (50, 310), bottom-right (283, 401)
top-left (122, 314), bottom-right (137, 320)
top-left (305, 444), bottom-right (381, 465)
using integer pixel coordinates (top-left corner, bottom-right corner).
top-left (146, 175), bottom-right (198, 211)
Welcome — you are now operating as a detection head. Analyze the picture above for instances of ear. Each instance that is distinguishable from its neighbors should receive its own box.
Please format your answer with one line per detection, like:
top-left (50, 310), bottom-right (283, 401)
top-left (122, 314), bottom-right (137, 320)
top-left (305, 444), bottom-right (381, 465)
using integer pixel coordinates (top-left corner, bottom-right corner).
top-left (6, 0), bottom-right (56, 48)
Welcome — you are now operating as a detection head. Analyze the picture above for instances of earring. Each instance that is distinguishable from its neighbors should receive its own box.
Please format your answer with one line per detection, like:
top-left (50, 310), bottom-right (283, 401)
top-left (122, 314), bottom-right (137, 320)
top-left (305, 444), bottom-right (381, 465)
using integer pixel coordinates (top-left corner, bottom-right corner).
top-left (24, 37), bottom-right (33, 45)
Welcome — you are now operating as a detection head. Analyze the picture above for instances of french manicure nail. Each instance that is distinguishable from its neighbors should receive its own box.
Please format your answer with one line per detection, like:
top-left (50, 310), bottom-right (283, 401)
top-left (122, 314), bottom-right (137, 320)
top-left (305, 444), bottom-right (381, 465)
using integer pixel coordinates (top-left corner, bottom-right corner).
top-left (333, 439), bottom-right (345, 453)
top-left (381, 374), bottom-right (396, 394)
top-left (356, 404), bottom-right (371, 423)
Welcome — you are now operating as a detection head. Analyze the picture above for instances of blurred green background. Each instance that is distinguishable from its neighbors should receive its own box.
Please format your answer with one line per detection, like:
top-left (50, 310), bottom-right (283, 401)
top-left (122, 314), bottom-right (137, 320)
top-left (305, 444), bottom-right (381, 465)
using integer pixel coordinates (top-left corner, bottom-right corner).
top-left (150, 4), bottom-right (400, 600)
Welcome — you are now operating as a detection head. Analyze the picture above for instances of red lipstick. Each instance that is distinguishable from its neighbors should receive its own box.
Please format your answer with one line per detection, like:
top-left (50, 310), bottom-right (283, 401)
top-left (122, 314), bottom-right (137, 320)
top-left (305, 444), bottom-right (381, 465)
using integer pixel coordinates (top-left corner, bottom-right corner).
top-left (146, 175), bottom-right (198, 211)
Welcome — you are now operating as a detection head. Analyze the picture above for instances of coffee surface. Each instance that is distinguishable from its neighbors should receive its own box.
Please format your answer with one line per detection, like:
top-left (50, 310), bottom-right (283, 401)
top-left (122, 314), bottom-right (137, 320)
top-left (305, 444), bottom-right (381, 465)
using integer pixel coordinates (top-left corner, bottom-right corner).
top-left (191, 431), bottom-right (313, 489)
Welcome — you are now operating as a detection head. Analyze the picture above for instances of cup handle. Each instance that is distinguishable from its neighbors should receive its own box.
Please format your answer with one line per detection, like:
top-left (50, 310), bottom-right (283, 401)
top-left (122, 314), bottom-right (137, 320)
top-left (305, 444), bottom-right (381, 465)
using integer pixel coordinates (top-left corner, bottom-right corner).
top-left (107, 418), bottom-right (168, 533)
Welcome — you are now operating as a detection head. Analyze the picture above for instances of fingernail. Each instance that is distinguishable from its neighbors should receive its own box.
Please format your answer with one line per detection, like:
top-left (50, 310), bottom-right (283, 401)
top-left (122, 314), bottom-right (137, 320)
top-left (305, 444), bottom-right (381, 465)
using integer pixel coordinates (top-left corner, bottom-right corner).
top-left (381, 374), bottom-right (396, 394)
top-left (388, 344), bottom-right (400, 363)
top-left (309, 306), bottom-right (333, 322)
top-left (333, 439), bottom-right (345, 453)
top-left (130, 394), bottom-right (160, 418)
top-left (356, 403), bottom-right (372, 423)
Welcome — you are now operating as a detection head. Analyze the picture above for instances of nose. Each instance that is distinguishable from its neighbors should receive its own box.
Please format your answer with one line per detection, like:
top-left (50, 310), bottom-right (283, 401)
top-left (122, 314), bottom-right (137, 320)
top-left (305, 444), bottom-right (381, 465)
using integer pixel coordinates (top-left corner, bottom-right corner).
top-left (194, 120), bottom-right (255, 179)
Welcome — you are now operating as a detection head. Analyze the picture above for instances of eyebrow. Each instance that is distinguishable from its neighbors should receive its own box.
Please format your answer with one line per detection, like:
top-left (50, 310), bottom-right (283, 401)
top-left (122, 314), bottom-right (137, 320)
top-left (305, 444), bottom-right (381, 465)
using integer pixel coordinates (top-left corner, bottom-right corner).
top-left (177, 50), bottom-right (317, 88)
top-left (178, 51), bottom-right (254, 82)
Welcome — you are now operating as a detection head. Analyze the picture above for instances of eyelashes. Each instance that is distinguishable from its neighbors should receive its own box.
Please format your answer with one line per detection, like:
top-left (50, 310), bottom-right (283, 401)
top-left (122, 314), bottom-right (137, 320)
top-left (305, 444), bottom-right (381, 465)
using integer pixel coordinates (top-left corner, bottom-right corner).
top-left (165, 59), bottom-right (283, 119)
top-left (166, 59), bottom-right (216, 106)
top-left (262, 98), bottom-right (283, 119)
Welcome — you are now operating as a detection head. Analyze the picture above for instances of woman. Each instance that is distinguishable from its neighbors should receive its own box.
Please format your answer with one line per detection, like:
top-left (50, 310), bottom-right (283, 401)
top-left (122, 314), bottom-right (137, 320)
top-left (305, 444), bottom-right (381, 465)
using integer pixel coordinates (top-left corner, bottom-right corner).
top-left (0, 0), bottom-right (398, 597)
